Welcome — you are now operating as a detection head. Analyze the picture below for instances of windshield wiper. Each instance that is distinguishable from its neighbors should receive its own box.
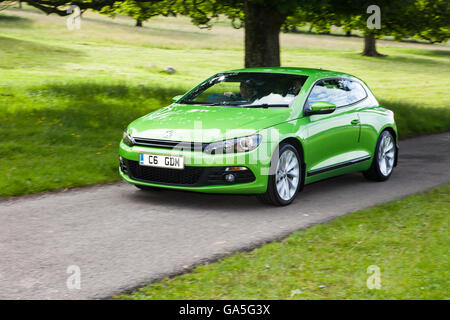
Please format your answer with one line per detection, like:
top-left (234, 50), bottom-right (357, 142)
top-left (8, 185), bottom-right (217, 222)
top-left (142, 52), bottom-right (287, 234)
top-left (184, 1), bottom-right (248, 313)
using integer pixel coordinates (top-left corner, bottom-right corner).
top-left (180, 101), bottom-right (222, 106)
top-left (180, 101), bottom-right (289, 108)
top-left (238, 104), bottom-right (290, 109)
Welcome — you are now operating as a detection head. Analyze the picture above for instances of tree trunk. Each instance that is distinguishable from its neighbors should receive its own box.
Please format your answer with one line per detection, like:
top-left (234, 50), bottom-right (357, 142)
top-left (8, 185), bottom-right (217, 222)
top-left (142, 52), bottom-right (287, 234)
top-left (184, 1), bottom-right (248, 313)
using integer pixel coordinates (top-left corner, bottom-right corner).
top-left (244, 1), bottom-right (285, 68)
top-left (136, 19), bottom-right (143, 27)
top-left (345, 30), bottom-right (351, 37)
top-left (362, 33), bottom-right (384, 57)
top-left (18, 0), bottom-right (22, 8)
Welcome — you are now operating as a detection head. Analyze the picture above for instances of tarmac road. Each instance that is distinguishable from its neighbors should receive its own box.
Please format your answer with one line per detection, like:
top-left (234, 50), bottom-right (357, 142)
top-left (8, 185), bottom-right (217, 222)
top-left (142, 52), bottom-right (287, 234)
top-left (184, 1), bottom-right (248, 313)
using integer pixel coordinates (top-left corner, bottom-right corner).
top-left (0, 132), bottom-right (449, 299)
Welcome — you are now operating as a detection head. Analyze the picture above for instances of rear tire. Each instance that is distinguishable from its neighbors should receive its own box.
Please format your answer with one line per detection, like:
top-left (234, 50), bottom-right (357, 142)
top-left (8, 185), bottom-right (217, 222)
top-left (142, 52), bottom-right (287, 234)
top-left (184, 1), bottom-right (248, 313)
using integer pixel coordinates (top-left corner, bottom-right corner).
top-left (135, 184), bottom-right (163, 191)
top-left (257, 143), bottom-right (303, 206)
top-left (363, 130), bottom-right (396, 181)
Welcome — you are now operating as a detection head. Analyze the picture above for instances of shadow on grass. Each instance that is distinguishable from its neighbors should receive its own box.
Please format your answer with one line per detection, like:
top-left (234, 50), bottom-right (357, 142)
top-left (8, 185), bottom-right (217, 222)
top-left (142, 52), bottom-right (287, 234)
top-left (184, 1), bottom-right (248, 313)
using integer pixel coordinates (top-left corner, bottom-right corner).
top-left (381, 54), bottom-right (450, 67)
top-left (346, 50), bottom-right (450, 68)
top-left (81, 16), bottom-right (216, 40)
top-left (283, 29), bottom-right (364, 39)
top-left (0, 82), bottom-right (188, 197)
top-left (0, 82), bottom-right (186, 147)
top-left (0, 36), bottom-right (84, 69)
top-left (19, 82), bottom-right (187, 132)
top-left (379, 99), bottom-right (450, 138)
top-left (0, 13), bottom-right (33, 28)
top-left (395, 48), bottom-right (450, 58)
top-left (38, 82), bottom-right (185, 101)
top-left (282, 27), bottom-right (444, 47)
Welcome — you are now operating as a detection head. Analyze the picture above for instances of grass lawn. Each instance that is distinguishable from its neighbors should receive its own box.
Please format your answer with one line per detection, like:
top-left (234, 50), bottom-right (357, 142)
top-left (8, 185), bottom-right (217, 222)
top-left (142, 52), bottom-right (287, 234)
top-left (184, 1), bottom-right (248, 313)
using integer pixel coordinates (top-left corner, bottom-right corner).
top-left (0, 8), bottom-right (449, 197)
top-left (116, 184), bottom-right (450, 300)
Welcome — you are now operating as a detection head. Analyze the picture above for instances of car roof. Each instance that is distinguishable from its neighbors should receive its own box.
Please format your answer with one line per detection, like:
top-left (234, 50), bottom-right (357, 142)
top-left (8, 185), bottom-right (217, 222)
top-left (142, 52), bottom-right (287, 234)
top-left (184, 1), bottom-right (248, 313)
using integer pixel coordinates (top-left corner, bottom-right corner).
top-left (224, 67), bottom-right (356, 80)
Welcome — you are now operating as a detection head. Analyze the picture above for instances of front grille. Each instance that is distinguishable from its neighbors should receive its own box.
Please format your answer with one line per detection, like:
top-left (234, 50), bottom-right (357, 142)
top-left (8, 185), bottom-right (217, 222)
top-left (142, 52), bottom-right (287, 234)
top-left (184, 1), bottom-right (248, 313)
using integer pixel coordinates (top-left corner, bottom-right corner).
top-left (124, 159), bottom-right (256, 186)
top-left (133, 137), bottom-right (208, 152)
top-left (127, 160), bottom-right (204, 185)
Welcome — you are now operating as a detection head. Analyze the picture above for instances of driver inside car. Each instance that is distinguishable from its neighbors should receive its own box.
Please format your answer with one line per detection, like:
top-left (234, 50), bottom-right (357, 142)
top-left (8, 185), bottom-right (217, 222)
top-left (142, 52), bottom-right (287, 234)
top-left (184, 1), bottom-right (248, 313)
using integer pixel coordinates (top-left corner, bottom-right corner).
top-left (223, 81), bottom-right (258, 101)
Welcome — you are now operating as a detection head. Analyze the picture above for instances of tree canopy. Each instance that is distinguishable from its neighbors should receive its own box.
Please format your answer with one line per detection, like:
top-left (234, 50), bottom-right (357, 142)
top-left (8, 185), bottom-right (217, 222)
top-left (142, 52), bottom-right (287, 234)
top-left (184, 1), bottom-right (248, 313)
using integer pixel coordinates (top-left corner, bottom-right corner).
top-left (1, 0), bottom-right (448, 65)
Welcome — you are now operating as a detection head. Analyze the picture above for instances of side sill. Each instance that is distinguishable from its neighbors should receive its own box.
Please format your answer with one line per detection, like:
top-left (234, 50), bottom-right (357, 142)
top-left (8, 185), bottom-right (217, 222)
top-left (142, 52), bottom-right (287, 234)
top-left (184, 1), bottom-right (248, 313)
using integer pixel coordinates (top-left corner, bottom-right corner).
top-left (307, 155), bottom-right (371, 177)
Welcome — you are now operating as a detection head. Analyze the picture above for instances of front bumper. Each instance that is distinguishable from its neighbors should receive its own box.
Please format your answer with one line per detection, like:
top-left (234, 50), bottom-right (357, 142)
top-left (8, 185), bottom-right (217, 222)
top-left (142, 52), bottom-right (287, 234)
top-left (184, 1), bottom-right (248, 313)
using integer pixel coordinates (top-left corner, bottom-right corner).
top-left (119, 141), bottom-right (270, 194)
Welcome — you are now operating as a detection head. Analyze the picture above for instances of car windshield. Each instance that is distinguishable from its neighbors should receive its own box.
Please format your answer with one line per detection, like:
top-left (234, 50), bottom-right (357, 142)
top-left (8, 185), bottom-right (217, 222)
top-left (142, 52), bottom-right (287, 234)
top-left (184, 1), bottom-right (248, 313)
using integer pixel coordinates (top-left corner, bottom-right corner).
top-left (180, 72), bottom-right (308, 107)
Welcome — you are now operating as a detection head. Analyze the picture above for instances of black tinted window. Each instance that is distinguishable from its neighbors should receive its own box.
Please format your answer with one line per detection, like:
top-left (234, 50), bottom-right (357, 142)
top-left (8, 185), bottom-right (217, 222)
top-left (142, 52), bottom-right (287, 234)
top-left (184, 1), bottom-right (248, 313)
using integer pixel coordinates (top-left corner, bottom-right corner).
top-left (306, 78), bottom-right (367, 108)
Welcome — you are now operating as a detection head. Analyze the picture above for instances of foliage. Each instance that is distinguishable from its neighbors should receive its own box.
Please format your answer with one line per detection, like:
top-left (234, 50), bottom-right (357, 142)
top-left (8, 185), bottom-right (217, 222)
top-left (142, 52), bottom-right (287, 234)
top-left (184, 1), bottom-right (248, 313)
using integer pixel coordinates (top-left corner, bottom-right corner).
top-left (412, 0), bottom-right (450, 43)
top-left (0, 0), bottom-right (18, 10)
top-left (1, 1), bottom-right (448, 42)
top-left (284, 0), bottom-right (449, 55)
top-left (1, 0), bottom-right (448, 62)
top-left (100, 0), bottom-right (171, 24)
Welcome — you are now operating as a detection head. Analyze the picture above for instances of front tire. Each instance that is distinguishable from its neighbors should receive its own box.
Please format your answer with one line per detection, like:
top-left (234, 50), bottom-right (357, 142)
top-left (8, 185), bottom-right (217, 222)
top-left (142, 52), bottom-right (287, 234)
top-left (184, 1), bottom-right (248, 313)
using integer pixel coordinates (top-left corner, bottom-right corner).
top-left (257, 143), bottom-right (303, 206)
top-left (363, 130), bottom-right (396, 181)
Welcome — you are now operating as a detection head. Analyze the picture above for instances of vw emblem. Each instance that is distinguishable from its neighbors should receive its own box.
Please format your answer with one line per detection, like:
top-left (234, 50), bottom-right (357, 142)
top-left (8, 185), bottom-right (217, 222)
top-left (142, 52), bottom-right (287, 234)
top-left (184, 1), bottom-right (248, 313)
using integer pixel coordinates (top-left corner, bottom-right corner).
top-left (164, 130), bottom-right (174, 138)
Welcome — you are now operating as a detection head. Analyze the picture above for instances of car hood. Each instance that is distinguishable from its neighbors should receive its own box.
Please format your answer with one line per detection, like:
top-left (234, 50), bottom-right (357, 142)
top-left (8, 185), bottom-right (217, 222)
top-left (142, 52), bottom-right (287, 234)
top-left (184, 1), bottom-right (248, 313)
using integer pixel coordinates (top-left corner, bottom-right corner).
top-left (128, 104), bottom-right (293, 142)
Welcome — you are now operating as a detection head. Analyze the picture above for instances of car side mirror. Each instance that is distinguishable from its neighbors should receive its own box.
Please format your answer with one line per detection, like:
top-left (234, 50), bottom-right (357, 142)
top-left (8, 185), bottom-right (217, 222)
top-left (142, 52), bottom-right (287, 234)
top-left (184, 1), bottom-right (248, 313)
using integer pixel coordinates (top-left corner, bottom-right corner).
top-left (305, 101), bottom-right (336, 116)
top-left (172, 95), bottom-right (183, 103)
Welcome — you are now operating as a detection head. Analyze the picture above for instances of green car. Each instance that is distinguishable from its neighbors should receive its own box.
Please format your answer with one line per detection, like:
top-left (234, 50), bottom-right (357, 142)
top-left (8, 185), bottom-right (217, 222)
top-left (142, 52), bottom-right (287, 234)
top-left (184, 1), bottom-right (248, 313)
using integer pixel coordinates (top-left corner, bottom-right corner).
top-left (119, 67), bottom-right (398, 206)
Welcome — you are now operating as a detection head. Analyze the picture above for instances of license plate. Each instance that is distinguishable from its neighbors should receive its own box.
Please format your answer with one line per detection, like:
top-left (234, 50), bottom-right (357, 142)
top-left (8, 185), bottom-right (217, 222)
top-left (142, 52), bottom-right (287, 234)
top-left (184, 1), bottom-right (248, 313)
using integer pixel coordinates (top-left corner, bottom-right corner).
top-left (139, 153), bottom-right (184, 170)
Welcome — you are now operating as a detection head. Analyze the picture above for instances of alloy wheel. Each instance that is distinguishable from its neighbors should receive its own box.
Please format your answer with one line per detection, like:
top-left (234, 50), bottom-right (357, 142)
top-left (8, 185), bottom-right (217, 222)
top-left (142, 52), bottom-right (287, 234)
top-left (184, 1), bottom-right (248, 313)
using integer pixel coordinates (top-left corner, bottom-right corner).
top-left (275, 149), bottom-right (300, 201)
top-left (378, 132), bottom-right (395, 176)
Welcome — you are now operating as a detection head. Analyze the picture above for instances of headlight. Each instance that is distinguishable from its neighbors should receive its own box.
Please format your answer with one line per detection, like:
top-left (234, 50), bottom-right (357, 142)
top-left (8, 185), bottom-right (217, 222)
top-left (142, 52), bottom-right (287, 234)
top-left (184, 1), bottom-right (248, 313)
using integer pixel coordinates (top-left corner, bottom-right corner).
top-left (122, 130), bottom-right (134, 147)
top-left (204, 134), bottom-right (261, 154)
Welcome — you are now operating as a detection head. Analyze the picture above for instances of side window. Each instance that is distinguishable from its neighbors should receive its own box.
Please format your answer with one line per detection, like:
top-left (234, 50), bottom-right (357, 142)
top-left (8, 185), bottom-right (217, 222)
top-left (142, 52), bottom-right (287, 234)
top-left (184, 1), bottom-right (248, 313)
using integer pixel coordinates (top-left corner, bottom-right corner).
top-left (346, 80), bottom-right (367, 104)
top-left (306, 78), bottom-right (367, 108)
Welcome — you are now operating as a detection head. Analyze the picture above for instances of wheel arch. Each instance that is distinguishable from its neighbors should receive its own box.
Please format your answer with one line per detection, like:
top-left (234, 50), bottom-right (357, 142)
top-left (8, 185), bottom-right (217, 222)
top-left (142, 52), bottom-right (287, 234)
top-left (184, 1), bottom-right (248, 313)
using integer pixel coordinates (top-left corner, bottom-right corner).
top-left (279, 136), bottom-right (306, 191)
top-left (280, 137), bottom-right (304, 161)
top-left (380, 126), bottom-right (399, 167)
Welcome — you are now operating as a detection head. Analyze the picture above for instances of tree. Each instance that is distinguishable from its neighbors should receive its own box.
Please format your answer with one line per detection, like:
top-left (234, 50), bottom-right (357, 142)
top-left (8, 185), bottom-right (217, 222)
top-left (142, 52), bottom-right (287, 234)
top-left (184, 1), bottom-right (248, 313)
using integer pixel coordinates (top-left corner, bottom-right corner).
top-left (100, 0), bottom-right (170, 27)
top-left (284, 3), bottom-right (335, 35)
top-left (0, 0), bottom-right (322, 67)
top-left (2, 0), bottom-right (448, 64)
top-left (283, 0), bottom-right (448, 57)
top-left (0, 0), bottom-right (18, 10)
top-left (168, 0), bottom-right (297, 67)
top-left (355, 1), bottom-right (418, 57)
top-left (328, 0), bottom-right (425, 57)
top-left (412, 0), bottom-right (450, 43)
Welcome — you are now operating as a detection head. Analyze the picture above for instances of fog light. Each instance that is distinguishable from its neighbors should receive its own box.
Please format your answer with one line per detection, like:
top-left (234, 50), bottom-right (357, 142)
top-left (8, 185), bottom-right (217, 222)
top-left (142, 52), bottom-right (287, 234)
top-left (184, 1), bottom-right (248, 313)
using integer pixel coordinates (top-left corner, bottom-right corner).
top-left (224, 173), bottom-right (235, 183)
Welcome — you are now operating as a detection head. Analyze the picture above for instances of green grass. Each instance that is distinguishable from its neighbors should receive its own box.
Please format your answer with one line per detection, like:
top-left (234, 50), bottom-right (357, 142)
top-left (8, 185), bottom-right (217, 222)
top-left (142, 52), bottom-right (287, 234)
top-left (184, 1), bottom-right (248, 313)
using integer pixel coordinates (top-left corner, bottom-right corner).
top-left (0, 9), bottom-right (449, 197)
top-left (0, 83), bottom-right (182, 196)
top-left (116, 185), bottom-right (450, 300)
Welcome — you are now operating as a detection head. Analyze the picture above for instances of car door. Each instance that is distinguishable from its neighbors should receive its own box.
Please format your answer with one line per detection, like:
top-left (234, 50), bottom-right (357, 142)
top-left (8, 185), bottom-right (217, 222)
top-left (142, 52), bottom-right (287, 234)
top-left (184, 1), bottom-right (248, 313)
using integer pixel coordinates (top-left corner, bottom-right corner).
top-left (303, 78), bottom-right (364, 176)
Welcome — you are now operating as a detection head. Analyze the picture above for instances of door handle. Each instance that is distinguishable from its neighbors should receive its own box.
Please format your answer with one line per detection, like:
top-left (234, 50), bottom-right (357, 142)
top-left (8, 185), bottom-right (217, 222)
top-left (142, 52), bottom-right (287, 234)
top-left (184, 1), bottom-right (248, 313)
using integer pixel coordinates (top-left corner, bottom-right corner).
top-left (351, 119), bottom-right (360, 125)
